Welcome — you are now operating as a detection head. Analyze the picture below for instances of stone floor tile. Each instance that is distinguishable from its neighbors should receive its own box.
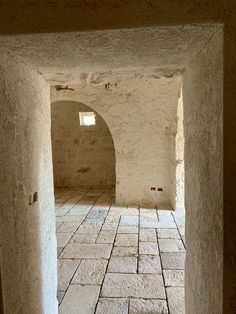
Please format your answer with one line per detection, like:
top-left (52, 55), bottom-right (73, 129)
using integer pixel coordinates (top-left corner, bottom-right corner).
top-left (120, 215), bottom-right (139, 226)
top-left (115, 234), bottom-right (138, 247)
top-left (117, 226), bottom-right (138, 234)
top-left (139, 229), bottom-right (157, 242)
top-left (140, 214), bottom-right (157, 223)
top-left (140, 208), bottom-right (157, 213)
top-left (163, 270), bottom-right (184, 287)
top-left (139, 242), bottom-right (159, 255)
top-left (56, 232), bottom-right (73, 248)
top-left (158, 210), bottom-right (174, 222)
top-left (129, 299), bottom-right (168, 314)
top-left (95, 298), bottom-right (129, 314)
top-left (104, 215), bottom-right (120, 224)
top-left (82, 219), bottom-right (103, 227)
top-left (92, 204), bottom-right (110, 211)
top-left (112, 246), bottom-right (138, 257)
top-left (140, 221), bottom-right (159, 228)
top-left (109, 206), bottom-right (128, 216)
top-left (159, 216), bottom-right (175, 222)
top-left (157, 210), bottom-right (173, 217)
top-left (59, 284), bottom-right (100, 314)
top-left (159, 239), bottom-right (185, 252)
top-left (102, 223), bottom-right (119, 231)
top-left (96, 230), bottom-right (116, 243)
top-left (76, 225), bottom-right (101, 235)
top-left (101, 273), bottom-right (165, 299)
top-left (57, 221), bottom-right (81, 233)
top-left (138, 255), bottom-right (162, 274)
top-left (86, 210), bottom-right (108, 222)
top-left (166, 287), bottom-right (185, 314)
top-left (127, 206), bottom-right (139, 215)
top-left (61, 243), bottom-right (112, 259)
top-left (56, 215), bottom-right (85, 223)
top-left (56, 207), bottom-right (72, 217)
top-left (72, 259), bottom-right (108, 285)
top-left (161, 252), bottom-right (186, 270)
top-left (56, 196), bottom-right (69, 202)
top-left (69, 232), bottom-right (98, 244)
top-left (68, 205), bottom-right (92, 216)
top-left (107, 256), bottom-right (137, 273)
top-left (140, 210), bottom-right (158, 220)
top-left (157, 228), bottom-right (180, 239)
top-left (57, 259), bottom-right (81, 291)
top-left (155, 222), bottom-right (177, 229)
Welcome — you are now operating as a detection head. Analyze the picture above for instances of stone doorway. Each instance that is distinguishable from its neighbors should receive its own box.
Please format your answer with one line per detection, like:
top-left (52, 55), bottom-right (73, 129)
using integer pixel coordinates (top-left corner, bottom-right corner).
top-left (0, 24), bottom-right (222, 314)
top-left (51, 101), bottom-right (116, 188)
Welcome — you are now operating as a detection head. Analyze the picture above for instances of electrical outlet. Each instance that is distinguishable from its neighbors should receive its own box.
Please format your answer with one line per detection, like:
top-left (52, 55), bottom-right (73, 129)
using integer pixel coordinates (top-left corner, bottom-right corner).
top-left (150, 187), bottom-right (156, 191)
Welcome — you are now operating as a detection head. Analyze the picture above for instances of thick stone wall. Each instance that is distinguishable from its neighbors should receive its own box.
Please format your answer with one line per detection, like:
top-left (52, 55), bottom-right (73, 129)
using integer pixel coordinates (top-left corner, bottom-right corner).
top-left (183, 29), bottom-right (223, 314)
top-left (0, 53), bottom-right (57, 314)
top-left (51, 101), bottom-right (115, 187)
top-left (51, 77), bottom-right (181, 207)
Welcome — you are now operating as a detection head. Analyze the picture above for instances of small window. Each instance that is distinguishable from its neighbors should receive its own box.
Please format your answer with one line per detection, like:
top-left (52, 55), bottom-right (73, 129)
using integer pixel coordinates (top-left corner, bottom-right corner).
top-left (79, 112), bottom-right (96, 126)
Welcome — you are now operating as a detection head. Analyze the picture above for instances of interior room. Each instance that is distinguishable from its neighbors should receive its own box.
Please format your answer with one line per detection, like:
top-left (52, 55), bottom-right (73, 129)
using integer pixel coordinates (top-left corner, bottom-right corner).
top-left (0, 22), bottom-right (223, 314)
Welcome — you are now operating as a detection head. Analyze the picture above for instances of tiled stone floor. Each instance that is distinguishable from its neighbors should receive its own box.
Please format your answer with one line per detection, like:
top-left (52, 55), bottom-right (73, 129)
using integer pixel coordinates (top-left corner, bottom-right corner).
top-left (55, 186), bottom-right (185, 314)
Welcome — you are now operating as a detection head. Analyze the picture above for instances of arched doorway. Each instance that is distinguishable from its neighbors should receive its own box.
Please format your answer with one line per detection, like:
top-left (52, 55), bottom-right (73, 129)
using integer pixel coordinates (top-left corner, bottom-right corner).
top-left (51, 101), bottom-right (116, 189)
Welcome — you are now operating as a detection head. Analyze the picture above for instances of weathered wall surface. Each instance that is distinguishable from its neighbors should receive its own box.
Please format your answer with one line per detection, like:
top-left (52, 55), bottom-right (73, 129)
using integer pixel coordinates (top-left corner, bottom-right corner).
top-left (51, 77), bottom-right (180, 207)
top-left (0, 53), bottom-right (57, 314)
top-left (51, 101), bottom-right (115, 187)
top-left (174, 88), bottom-right (185, 211)
top-left (183, 29), bottom-right (223, 314)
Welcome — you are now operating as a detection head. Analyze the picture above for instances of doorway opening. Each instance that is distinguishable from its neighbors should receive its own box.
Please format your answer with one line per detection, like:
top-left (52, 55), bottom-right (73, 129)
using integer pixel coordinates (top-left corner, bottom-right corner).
top-left (51, 101), bottom-right (115, 189)
top-left (0, 24), bottom-right (223, 314)
top-left (53, 78), bottom-right (186, 313)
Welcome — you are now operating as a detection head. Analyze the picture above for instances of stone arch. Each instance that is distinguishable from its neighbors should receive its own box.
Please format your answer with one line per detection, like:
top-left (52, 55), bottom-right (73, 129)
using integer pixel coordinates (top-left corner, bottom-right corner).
top-left (51, 100), bottom-right (116, 188)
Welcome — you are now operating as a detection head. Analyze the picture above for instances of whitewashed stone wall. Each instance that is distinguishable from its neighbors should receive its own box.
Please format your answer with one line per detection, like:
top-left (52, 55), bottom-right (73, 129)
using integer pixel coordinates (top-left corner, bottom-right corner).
top-left (173, 88), bottom-right (185, 211)
top-left (183, 29), bottom-right (223, 314)
top-left (51, 76), bottom-right (181, 207)
top-left (51, 101), bottom-right (115, 187)
top-left (0, 53), bottom-right (57, 314)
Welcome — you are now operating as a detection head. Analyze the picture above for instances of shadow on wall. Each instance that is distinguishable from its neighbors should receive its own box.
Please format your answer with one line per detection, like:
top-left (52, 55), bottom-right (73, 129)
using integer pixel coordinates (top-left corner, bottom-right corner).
top-left (51, 101), bottom-right (116, 188)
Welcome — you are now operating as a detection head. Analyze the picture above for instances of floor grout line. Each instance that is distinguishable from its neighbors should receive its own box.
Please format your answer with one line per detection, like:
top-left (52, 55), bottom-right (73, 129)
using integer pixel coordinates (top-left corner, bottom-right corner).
top-left (94, 202), bottom-right (120, 313)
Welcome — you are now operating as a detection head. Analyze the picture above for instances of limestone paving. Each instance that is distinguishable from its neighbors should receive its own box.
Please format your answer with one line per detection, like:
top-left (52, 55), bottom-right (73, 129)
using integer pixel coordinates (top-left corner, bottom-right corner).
top-left (55, 187), bottom-right (185, 314)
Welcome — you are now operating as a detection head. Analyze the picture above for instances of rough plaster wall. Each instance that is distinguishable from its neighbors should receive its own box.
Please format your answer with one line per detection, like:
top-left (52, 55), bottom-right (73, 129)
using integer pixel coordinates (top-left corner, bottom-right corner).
top-left (175, 88), bottom-right (185, 211)
top-left (0, 25), bottom-right (218, 84)
top-left (51, 101), bottom-right (115, 187)
top-left (51, 77), bottom-right (180, 207)
top-left (183, 30), bottom-right (223, 314)
top-left (0, 53), bottom-right (57, 314)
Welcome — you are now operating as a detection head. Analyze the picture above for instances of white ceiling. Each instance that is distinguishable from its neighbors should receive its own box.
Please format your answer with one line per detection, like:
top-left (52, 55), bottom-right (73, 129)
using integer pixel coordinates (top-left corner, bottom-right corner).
top-left (0, 24), bottom-right (220, 85)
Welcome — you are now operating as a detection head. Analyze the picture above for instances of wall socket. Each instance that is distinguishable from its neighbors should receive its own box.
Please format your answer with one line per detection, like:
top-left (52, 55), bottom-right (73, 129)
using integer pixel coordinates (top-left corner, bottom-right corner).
top-left (150, 187), bottom-right (163, 192)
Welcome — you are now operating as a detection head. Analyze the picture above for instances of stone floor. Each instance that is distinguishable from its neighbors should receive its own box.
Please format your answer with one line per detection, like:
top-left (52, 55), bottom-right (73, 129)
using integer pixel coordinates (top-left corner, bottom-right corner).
top-left (55, 186), bottom-right (185, 314)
